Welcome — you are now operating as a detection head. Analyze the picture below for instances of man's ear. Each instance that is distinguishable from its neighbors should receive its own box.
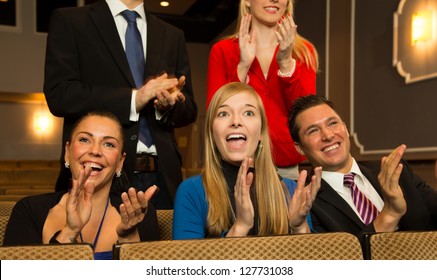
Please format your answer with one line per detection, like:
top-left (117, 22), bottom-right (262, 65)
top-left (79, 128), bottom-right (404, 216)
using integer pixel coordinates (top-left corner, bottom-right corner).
top-left (294, 142), bottom-right (306, 156)
top-left (344, 122), bottom-right (350, 138)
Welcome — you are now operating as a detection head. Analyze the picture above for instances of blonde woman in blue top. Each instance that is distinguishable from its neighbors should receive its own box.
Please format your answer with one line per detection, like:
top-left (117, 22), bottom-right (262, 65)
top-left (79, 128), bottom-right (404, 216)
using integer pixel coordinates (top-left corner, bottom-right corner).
top-left (173, 82), bottom-right (322, 239)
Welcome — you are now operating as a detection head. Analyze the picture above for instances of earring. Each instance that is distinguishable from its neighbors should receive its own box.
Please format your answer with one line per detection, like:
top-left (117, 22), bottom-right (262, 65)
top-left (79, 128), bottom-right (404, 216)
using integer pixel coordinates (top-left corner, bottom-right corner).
top-left (255, 141), bottom-right (263, 159)
top-left (64, 162), bottom-right (70, 169)
top-left (116, 171), bottom-right (121, 178)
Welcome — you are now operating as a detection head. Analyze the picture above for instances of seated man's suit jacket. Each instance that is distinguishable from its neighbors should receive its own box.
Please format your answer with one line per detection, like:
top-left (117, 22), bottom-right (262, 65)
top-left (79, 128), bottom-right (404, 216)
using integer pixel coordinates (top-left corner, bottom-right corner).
top-left (310, 160), bottom-right (437, 241)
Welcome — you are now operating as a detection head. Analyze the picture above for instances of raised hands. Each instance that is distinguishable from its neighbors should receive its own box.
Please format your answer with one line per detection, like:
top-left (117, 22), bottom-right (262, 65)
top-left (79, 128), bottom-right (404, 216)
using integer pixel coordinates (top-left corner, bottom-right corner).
top-left (227, 157), bottom-right (255, 237)
top-left (116, 185), bottom-right (157, 242)
top-left (237, 14), bottom-right (256, 82)
top-left (60, 165), bottom-right (95, 242)
top-left (288, 167), bottom-right (322, 233)
top-left (275, 13), bottom-right (297, 74)
top-left (374, 144), bottom-right (407, 232)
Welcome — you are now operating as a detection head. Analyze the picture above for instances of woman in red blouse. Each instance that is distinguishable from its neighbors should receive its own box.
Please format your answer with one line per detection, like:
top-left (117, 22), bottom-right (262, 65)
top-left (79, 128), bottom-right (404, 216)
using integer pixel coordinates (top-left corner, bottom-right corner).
top-left (207, 0), bottom-right (319, 179)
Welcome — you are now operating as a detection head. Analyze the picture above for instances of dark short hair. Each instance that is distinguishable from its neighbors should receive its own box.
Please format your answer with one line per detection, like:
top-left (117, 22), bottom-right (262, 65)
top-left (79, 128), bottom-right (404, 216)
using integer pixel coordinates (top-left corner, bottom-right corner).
top-left (288, 95), bottom-right (336, 143)
top-left (70, 111), bottom-right (125, 147)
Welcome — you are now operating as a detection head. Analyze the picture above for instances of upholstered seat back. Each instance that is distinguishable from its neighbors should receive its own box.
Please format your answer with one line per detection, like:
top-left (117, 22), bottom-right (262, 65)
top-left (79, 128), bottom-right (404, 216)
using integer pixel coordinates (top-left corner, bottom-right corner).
top-left (156, 209), bottom-right (173, 240)
top-left (0, 201), bottom-right (16, 216)
top-left (0, 244), bottom-right (94, 260)
top-left (115, 232), bottom-right (363, 260)
top-left (366, 231), bottom-right (437, 260)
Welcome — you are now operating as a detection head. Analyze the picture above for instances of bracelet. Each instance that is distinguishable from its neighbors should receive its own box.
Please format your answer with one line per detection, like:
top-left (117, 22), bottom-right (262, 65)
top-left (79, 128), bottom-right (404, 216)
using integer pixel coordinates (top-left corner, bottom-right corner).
top-left (277, 69), bottom-right (293, 77)
top-left (277, 58), bottom-right (296, 77)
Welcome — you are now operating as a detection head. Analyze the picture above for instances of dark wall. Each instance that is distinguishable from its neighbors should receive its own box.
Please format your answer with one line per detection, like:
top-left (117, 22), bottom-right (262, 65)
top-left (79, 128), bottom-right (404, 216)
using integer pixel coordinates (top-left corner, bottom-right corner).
top-left (296, 0), bottom-right (437, 160)
top-left (354, 0), bottom-right (437, 156)
top-left (294, 0), bottom-right (326, 96)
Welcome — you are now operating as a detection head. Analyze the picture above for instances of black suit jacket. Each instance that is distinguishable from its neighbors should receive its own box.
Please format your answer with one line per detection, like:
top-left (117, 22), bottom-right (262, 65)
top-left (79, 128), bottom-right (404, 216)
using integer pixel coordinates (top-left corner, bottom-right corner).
top-left (43, 0), bottom-right (197, 200)
top-left (310, 160), bottom-right (437, 241)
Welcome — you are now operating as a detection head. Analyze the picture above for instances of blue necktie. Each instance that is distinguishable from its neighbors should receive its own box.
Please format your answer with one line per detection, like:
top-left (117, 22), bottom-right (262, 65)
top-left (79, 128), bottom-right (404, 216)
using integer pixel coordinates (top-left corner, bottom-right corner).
top-left (121, 10), bottom-right (153, 147)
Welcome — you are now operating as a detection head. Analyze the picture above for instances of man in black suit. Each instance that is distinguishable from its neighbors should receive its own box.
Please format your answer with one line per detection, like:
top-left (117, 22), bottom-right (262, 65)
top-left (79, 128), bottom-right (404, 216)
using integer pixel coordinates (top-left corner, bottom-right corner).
top-left (44, 0), bottom-right (197, 209)
top-left (288, 95), bottom-right (437, 240)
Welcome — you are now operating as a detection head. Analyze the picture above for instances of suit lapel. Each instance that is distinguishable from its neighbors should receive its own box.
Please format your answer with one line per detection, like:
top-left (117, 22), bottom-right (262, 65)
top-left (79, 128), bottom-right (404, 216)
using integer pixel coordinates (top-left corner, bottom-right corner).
top-left (144, 11), bottom-right (164, 77)
top-left (317, 179), bottom-right (364, 226)
top-left (88, 1), bottom-right (135, 87)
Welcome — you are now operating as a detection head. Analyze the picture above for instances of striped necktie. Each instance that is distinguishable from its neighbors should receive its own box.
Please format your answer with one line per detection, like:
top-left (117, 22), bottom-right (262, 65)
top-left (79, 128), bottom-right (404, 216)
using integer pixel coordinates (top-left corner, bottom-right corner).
top-left (344, 173), bottom-right (379, 225)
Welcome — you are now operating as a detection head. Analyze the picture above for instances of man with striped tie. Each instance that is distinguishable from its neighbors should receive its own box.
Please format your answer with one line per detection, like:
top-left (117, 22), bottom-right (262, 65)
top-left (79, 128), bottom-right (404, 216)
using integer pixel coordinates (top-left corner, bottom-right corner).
top-left (288, 95), bottom-right (437, 241)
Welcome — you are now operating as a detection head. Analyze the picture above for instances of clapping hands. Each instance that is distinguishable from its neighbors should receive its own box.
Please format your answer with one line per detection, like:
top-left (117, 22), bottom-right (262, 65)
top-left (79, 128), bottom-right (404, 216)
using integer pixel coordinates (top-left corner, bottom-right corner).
top-left (228, 157), bottom-right (255, 237)
top-left (287, 166), bottom-right (322, 233)
top-left (374, 144), bottom-right (407, 231)
top-left (116, 185), bottom-right (157, 242)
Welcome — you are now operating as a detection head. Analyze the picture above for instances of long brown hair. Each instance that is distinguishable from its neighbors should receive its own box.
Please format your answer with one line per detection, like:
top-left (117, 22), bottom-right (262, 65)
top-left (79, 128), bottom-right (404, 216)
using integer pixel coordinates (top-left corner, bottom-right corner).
top-left (203, 82), bottom-right (290, 236)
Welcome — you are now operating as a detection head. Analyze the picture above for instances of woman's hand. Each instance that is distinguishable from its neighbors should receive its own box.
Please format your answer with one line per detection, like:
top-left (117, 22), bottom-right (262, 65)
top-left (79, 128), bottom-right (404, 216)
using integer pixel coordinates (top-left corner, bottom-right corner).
top-left (116, 185), bottom-right (157, 242)
top-left (227, 157), bottom-right (254, 237)
top-left (237, 14), bottom-right (256, 82)
top-left (287, 167), bottom-right (322, 234)
top-left (275, 13), bottom-right (297, 74)
top-left (59, 165), bottom-right (94, 242)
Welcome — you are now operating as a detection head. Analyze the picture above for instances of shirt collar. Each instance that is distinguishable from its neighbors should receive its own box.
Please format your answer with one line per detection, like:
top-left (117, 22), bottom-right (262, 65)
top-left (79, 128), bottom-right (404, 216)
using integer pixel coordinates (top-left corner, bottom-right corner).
top-left (322, 158), bottom-right (365, 192)
top-left (106, 0), bottom-right (145, 20)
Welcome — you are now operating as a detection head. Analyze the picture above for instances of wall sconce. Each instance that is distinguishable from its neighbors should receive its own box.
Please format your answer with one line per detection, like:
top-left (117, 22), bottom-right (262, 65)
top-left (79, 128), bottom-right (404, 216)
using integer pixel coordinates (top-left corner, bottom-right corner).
top-left (411, 10), bottom-right (433, 45)
top-left (34, 112), bottom-right (52, 135)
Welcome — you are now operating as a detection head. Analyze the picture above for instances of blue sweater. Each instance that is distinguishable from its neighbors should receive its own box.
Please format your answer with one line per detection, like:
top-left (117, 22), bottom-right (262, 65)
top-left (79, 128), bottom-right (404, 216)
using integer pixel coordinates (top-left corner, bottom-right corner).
top-left (173, 175), bottom-right (312, 240)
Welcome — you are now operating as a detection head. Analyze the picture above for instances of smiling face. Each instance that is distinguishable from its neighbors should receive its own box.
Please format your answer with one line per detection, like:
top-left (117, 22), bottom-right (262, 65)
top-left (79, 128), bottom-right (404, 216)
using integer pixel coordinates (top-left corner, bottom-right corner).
top-left (65, 115), bottom-right (125, 191)
top-left (294, 104), bottom-right (353, 173)
top-left (245, 0), bottom-right (290, 26)
top-left (212, 91), bottom-right (262, 166)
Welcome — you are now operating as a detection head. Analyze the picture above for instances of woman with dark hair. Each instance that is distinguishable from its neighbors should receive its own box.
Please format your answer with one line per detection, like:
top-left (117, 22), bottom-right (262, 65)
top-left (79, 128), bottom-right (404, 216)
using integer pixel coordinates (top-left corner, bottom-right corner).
top-left (4, 111), bottom-right (160, 259)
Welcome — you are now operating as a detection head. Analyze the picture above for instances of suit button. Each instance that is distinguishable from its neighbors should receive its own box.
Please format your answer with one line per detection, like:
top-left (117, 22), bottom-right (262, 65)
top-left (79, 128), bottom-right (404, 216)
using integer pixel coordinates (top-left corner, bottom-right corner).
top-left (130, 135), bottom-right (137, 141)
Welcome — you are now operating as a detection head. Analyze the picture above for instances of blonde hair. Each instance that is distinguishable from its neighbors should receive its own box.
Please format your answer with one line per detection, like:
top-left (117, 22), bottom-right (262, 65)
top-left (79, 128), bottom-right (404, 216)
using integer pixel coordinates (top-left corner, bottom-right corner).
top-left (232, 0), bottom-right (318, 72)
top-left (203, 82), bottom-right (290, 237)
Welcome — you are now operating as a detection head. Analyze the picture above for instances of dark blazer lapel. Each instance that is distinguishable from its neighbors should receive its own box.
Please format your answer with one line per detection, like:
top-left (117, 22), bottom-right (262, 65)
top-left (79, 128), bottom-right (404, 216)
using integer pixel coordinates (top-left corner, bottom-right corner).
top-left (89, 1), bottom-right (134, 87)
top-left (317, 179), bottom-right (364, 226)
top-left (144, 10), bottom-right (165, 77)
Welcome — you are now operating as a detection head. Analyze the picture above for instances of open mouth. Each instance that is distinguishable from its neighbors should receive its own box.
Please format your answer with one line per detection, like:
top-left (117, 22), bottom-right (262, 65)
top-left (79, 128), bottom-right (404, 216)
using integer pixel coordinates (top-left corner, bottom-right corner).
top-left (264, 7), bottom-right (279, 12)
top-left (84, 162), bottom-right (103, 172)
top-left (227, 134), bottom-right (247, 147)
top-left (322, 143), bottom-right (340, 153)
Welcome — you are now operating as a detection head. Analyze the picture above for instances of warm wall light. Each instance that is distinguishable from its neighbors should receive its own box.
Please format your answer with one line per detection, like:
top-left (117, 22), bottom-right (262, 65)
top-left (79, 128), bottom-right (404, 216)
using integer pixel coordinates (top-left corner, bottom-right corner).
top-left (160, 1), bottom-right (169, 7)
top-left (411, 10), bottom-right (433, 45)
top-left (34, 112), bottom-right (52, 135)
